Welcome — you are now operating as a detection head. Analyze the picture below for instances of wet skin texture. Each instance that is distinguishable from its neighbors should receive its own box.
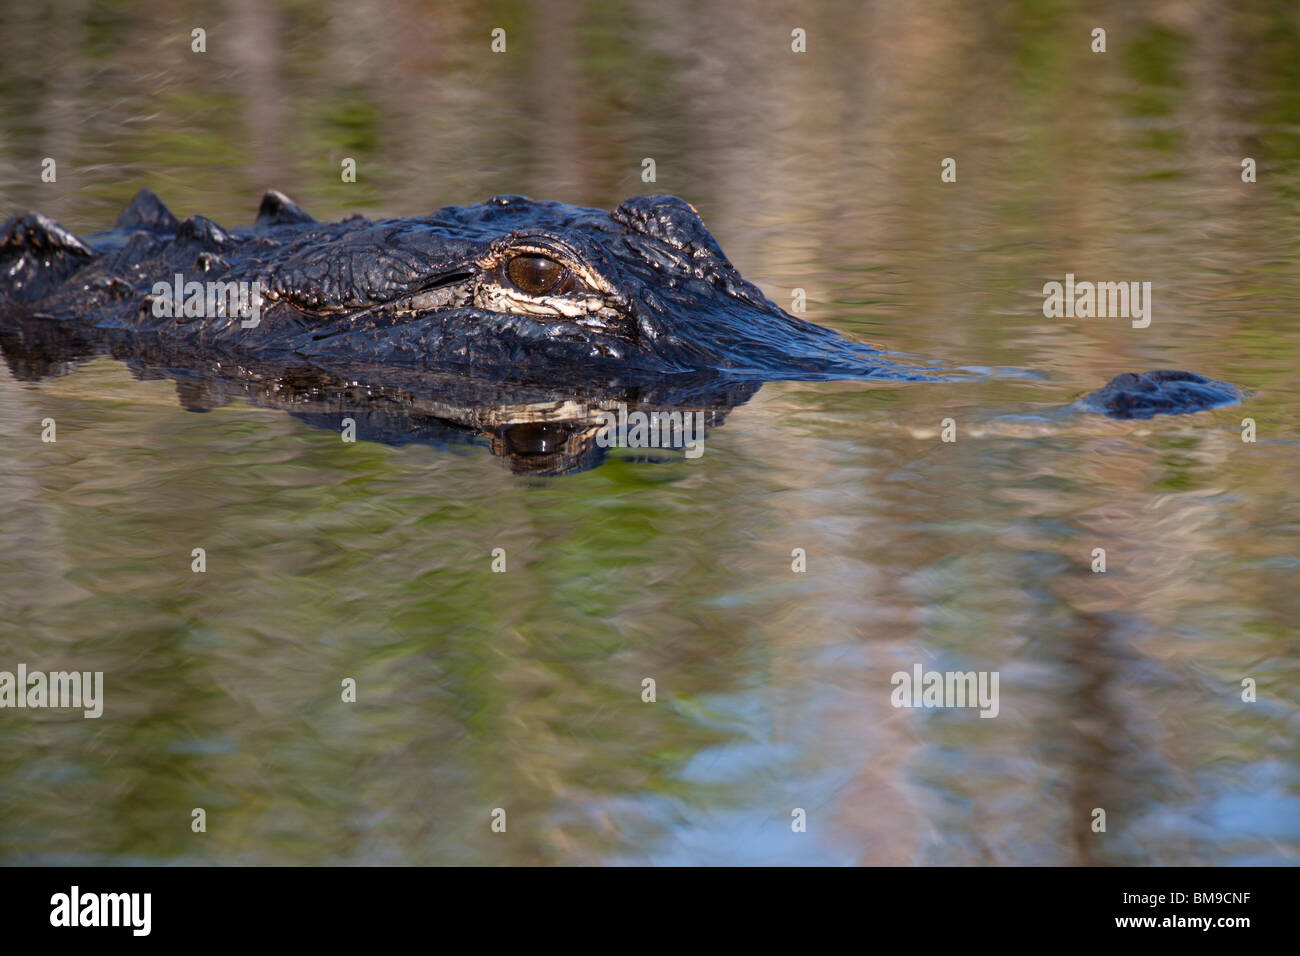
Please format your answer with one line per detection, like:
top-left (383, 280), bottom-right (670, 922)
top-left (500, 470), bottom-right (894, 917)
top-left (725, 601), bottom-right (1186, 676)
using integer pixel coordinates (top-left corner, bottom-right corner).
top-left (1, 188), bottom-right (1242, 417)
top-left (1076, 370), bottom-right (1243, 420)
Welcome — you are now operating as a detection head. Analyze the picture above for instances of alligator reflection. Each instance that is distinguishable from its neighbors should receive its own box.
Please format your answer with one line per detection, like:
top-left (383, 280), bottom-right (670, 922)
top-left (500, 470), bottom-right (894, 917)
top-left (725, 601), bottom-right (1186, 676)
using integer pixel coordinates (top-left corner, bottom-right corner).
top-left (0, 317), bottom-right (758, 476)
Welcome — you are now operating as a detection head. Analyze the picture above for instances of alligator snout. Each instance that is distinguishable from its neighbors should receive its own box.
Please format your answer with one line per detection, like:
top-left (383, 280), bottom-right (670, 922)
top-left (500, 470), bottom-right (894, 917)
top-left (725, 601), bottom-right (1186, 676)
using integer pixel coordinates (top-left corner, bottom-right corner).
top-left (1081, 370), bottom-right (1243, 419)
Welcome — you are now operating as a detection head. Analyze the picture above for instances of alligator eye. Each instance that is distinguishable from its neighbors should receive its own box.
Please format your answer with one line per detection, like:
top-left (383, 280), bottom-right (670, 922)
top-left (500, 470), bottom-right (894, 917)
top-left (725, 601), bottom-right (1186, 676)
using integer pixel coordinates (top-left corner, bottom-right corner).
top-left (505, 255), bottom-right (575, 296)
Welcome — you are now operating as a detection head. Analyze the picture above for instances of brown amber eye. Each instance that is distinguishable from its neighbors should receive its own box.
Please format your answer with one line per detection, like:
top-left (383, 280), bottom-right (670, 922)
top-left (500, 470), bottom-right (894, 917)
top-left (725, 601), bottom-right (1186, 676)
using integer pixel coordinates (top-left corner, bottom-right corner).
top-left (505, 255), bottom-right (573, 295)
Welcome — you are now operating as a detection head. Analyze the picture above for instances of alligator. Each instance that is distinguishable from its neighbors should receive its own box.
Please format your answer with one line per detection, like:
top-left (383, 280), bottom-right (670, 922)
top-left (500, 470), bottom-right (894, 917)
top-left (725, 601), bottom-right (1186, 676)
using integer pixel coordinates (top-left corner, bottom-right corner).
top-left (0, 189), bottom-right (1244, 471)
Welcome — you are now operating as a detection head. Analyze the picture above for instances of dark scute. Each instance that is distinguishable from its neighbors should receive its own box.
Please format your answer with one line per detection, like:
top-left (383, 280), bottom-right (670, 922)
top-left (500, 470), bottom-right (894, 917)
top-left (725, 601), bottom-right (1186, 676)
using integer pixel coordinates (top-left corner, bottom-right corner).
top-left (1, 212), bottom-right (95, 258)
top-left (1082, 370), bottom-right (1243, 419)
top-left (612, 195), bottom-right (775, 311)
top-left (613, 195), bottom-right (730, 264)
top-left (256, 189), bottom-right (316, 228)
top-left (0, 212), bottom-right (97, 302)
top-left (115, 188), bottom-right (180, 233)
top-left (175, 215), bottom-right (234, 250)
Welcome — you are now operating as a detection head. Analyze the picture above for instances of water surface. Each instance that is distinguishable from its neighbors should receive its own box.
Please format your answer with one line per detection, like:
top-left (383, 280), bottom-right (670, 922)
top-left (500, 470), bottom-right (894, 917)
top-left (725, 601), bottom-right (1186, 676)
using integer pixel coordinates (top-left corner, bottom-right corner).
top-left (1, 0), bottom-right (1297, 864)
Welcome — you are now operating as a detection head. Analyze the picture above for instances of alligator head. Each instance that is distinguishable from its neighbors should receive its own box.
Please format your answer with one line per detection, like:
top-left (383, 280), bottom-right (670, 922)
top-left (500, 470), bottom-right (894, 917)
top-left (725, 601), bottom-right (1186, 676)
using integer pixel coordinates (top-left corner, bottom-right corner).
top-left (284, 193), bottom-right (919, 380)
top-left (1, 189), bottom-right (921, 384)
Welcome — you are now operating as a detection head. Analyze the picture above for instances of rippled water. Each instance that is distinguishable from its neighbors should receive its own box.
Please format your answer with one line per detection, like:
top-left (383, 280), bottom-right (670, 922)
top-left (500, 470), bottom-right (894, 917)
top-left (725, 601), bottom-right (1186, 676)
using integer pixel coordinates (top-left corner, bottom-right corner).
top-left (1, 0), bottom-right (1297, 865)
